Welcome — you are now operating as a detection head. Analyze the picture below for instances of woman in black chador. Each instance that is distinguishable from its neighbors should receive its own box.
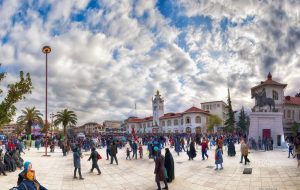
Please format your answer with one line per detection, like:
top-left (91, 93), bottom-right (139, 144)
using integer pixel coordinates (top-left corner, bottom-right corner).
top-left (164, 148), bottom-right (175, 183)
top-left (227, 139), bottom-right (236, 157)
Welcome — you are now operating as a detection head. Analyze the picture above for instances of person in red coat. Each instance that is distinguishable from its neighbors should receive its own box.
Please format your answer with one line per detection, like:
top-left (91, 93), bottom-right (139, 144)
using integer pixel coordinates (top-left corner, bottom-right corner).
top-left (200, 138), bottom-right (209, 160)
top-left (154, 150), bottom-right (168, 190)
top-left (8, 140), bottom-right (16, 151)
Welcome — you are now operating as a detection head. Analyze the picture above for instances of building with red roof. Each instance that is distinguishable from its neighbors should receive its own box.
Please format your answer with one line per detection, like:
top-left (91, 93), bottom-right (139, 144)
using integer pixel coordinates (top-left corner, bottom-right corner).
top-left (249, 72), bottom-right (300, 139)
top-left (126, 91), bottom-right (211, 134)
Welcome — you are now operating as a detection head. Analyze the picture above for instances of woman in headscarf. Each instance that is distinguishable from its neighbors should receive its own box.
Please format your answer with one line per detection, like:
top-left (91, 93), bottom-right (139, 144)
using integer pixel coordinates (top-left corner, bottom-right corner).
top-left (73, 146), bottom-right (84, 180)
top-left (164, 148), bottom-right (174, 183)
top-left (154, 150), bottom-right (168, 190)
top-left (227, 139), bottom-right (236, 157)
top-left (188, 141), bottom-right (196, 160)
top-left (17, 161), bottom-right (47, 190)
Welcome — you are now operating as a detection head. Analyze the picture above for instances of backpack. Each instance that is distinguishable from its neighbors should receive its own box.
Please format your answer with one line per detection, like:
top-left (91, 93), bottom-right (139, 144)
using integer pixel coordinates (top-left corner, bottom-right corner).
top-left (10, 182), bottom-right (28, 190)
top-left (97, 152), bottom-right (102, 160)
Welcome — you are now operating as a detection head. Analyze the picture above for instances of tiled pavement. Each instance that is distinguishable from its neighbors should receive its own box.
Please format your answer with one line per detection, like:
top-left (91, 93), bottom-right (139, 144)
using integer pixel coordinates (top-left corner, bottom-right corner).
top-left (0, 145), bottom-right (299, 190)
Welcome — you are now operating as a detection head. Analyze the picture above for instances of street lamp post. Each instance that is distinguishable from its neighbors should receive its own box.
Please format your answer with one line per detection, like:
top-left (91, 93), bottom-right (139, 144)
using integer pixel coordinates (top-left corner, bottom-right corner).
top-left (50, 113), bottom-right (54, 137)
top-left (42, 46), bottom-right (51, 156)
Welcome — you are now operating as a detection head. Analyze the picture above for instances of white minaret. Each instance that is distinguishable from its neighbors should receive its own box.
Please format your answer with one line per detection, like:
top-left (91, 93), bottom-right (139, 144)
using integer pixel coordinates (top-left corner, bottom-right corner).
top-left (152, 90), bottom-right (164, 128)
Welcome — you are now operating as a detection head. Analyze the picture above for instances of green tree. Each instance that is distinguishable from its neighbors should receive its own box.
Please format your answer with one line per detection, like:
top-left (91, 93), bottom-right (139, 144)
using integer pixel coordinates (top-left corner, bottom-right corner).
top-left (206, 115), bottom-right (222, 133)
top-left (224, 88), bottom-right (237, 133)
top-left (291, 122), bottom-right (299, 136)
top-left (54, 109), bottom-right (77, 139)
top-left (0, 64), bottom-right (33, 128)
top-left (15, 123), bottom-right (25, 135)
top-left (237, 106), bottom-right (249, 133)
top-left (17, 107), bottom-right (44, 135)
top-left (296, 92), bottom-right (300, 97)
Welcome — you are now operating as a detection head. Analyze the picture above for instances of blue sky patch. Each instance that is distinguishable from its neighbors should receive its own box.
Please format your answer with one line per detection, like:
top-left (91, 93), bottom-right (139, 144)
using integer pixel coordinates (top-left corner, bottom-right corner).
top-left (87, 0), bottom-right (101, 10)
top-left (220, 17), bottom-right (237, 32)
top-left (36, 2), bottom-right (51, 23)
top-left (1, 33), bottom-right (9, 44)
top-left (241, 15), bottom-right (255, 26)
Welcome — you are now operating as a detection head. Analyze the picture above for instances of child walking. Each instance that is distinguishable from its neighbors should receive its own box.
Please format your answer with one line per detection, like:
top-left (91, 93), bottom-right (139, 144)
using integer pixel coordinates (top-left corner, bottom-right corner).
top-left (215, 145), bottom-right (223, 170)
top-left (126, 147), bottom-right (131, 160)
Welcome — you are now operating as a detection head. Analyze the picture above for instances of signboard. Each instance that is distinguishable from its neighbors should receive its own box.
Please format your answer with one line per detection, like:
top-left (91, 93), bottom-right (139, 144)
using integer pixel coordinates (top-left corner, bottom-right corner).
top-left (32, 124), bottom-right (42, 136)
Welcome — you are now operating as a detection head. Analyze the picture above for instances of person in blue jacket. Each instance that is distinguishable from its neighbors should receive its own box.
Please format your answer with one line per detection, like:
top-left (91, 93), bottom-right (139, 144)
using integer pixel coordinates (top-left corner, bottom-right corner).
top-left (17, 161), bottom-right (47, 190)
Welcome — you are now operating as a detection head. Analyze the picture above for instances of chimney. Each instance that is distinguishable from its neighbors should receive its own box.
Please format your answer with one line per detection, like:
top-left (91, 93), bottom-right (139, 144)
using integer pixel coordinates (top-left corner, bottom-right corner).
top-left (285, 96), bottom-right (291, 101)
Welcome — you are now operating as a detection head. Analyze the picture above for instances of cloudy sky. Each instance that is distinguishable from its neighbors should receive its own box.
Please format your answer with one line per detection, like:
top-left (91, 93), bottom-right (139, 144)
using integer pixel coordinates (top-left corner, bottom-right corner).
top-left (1, 0), bottom-right (300, 125)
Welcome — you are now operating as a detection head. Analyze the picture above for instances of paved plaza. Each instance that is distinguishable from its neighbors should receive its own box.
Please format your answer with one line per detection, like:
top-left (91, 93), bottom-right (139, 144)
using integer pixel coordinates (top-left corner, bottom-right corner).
top-left (0, 145), bottom-right (299, 190)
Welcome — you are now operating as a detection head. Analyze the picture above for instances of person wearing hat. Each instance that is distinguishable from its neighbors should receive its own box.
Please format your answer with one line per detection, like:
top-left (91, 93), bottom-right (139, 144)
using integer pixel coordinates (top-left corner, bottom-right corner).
top-left (17, 161), bottom-right (47, 190)
top-left (88, 147), bottom-right (101, 175)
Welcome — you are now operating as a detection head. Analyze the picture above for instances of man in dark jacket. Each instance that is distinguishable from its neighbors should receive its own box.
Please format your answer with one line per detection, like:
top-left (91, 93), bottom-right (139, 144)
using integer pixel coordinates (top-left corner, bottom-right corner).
top-left (132, 142), bottom-right (138, 159)
top-left (88, 147), bottom-right (101, 175)
top-left (110, 142), bottom-right (118, 165)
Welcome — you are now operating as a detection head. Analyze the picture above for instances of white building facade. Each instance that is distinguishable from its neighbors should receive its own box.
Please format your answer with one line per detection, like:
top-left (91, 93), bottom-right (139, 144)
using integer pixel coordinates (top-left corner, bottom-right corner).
top-left (126, 91), bottom-right (210, 134)
top-left (201, 101), bottom-right (228, 131)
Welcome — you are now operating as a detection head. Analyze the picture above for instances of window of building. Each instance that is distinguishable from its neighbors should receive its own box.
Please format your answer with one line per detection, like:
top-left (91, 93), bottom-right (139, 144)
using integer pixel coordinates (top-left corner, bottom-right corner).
top-left (213, 104), bottom-right (216, 109)
top-left (209, 105), bottom-right (212, 109)
top-left (181, 119), bottom-right (183, 125)
top-left (162, 121), bottom-right (165, 126)
top-left (147, 123), bottom-right (150, 127)
top-left (272, 90), bottom-right (278, 100)
top-left (174, 119), bottom-right (178, 126)
top-left (195, 116), bottom-right (201, 123)
top-left (292, 110), bottom-right (295, 120)
top-left (217, 104), bottom-right (220, 107)
top-left (167, 120), bottom-right (172, 126)
top-left (287, 110), bottom-right (291, 118)
top-left (284, 110), bottom-right (286, 119)
top-left (185, 117), bottom-right (191, 124)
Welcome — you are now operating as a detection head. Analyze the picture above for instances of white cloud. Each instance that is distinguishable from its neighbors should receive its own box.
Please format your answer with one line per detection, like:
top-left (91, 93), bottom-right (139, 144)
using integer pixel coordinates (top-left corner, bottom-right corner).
top-left (0, 0), bottom-right (300, 125)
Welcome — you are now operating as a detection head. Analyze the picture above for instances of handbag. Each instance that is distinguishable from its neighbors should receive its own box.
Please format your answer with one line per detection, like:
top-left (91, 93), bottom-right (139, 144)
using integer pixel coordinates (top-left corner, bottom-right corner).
top-left (97, 152), bottom-right (102, 160)
top-left (164, 168), bottom-right (168, 179)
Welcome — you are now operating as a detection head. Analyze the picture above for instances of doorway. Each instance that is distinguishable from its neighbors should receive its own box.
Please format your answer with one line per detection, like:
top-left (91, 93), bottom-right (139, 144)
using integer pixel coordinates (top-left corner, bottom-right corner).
top-left (262, 129), bottom-right (271, 139)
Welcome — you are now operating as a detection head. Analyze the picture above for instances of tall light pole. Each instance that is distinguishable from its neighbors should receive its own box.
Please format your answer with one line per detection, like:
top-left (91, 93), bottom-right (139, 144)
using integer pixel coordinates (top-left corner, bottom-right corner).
top-left (50, 113), bottom-right (54, 137)
top-left (42, 45), bottom-right (51, 156)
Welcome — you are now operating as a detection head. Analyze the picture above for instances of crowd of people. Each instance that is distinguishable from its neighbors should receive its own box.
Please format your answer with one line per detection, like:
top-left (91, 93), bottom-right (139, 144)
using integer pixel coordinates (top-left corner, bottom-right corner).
top-left (0, 132), bottom-right (300, 190)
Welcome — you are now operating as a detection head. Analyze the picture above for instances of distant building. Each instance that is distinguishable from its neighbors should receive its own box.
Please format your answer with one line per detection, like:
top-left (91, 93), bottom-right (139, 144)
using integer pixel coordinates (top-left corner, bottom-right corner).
top-left (103, 120), bottom-right (123, 133)
top-left (0, 123), bottom-right (17, 135)
top-left (73, 122), bottom-right (104, 135)
top-left (126, 91), bottom-right (210, 134)
top-left (201, 101), bottom-right (228, 131)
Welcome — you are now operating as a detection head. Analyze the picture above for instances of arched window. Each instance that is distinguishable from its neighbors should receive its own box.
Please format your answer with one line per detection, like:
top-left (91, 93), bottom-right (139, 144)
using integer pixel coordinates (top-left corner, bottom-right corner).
top-left (196, 116), bottom-right (201, 123)
top-left (162, 121), bottom-right (165, 126)
top-left (167, 120), bottom-right (172, 126)
top-left (174, 119), bottom-right (178, 126)
top-left (273, 90), bottom-right (278, 100)
top-left (185, 117), bottom-right (191, 124)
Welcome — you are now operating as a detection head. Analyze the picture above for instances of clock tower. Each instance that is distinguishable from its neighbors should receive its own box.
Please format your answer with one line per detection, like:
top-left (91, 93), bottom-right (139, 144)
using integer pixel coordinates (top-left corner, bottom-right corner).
top-left (152, 90), bottom-right (164, 129)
